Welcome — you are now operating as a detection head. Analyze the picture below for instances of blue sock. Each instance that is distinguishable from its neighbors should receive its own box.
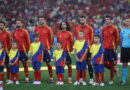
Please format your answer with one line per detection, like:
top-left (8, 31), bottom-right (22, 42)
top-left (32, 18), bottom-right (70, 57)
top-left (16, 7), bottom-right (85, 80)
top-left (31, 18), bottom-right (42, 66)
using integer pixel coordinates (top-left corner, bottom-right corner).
top-left (121, 68), bottom-right (128, 83)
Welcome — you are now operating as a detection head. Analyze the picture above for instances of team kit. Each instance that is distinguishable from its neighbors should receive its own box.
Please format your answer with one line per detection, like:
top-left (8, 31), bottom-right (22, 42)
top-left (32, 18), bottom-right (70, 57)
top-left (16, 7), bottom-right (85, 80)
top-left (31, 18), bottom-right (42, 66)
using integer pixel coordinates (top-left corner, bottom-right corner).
top-left (0, 15), bottom-right (130, 86)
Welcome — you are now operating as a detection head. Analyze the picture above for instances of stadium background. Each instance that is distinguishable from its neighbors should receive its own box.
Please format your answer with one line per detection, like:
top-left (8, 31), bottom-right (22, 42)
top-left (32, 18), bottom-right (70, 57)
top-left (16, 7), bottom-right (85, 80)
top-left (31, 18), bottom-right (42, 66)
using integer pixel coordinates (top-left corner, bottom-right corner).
top-left (0, 0), bottom-right (130, 90)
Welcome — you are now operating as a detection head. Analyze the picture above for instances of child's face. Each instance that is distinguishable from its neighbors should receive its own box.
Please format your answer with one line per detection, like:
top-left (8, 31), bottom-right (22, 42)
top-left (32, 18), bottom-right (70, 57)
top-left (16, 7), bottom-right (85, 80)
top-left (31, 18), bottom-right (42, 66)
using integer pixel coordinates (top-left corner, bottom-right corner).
top-left (56, 43), bottom-right (62, 49)
top-left (34, 37), bottom-right (39, 42)
top-left (12, 43), bottom-right (17, 49)
top-left (78, 32), bottom-right (84, 39)
top-left (94, 36), bottom-right (100, 43)
top-left (0, 43), bottom-right (3, 48)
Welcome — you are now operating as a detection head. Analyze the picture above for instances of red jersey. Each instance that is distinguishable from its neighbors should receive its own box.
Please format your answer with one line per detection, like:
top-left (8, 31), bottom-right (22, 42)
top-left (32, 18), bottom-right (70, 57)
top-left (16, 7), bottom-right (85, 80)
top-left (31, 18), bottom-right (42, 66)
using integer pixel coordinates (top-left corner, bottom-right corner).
top-left (35, 25), bottom-right (53, 50)
top-left (12, 29), bottom-right (30, 52)
top-left (102, 25), bottom-right (119, 49)
top-left (74, 25), bottom-right (94, 47)
top-left (0, 30), bottom-right (11, 53)
top-left (57, 31), bottom-right (74, 51)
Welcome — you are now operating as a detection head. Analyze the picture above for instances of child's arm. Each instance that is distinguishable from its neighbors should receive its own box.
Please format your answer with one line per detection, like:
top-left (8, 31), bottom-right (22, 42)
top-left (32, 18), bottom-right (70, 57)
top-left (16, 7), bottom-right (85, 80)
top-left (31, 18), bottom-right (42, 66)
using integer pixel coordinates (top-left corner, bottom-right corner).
top-left (80, 48), bottom-right (88, 62)
top-left (10, 57), bottom-right (19, 65)
top-left (2, 57), bottom-right (5, 66)
top-left (73, 48), bottom-right (80, 62)
top-left (99, 54), bottom-right (104, 64)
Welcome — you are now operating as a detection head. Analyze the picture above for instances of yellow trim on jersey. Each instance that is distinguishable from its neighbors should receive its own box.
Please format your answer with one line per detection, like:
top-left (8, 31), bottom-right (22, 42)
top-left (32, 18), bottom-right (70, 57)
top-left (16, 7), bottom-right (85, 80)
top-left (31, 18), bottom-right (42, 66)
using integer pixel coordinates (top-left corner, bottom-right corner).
top-left (0, 49), bottom-right (3, 55)
top-left (53, 49), bottom-right (63, 61)
top-left (90, 44), bottom-right (101, 57)
top-left (9, 49), bottom-right (18, 60)
top-left (73, 40), bottom-right (85, 53)
top-left (29, 42), bottom-right (41, 55)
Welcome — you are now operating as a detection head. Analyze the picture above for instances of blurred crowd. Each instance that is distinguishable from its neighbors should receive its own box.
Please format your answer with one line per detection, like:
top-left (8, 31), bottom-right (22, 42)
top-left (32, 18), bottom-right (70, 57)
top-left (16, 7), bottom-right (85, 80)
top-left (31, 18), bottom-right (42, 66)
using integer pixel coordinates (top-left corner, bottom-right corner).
top-left (0, 0), bottom-right (130, 33)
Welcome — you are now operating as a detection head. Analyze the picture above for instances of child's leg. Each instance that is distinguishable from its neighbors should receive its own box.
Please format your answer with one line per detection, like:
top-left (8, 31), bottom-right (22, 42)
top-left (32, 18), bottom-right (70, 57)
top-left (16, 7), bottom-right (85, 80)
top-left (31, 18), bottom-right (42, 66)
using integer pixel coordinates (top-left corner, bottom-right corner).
top-left (10, 73), bottom-right (14, 81)
top-left (100, 72), bottom-right (104, 83)
top-left (60, 74), bottom-right (64, 82)
top-left (33, 61), bottom-right (42, 81)
top-left (60, 66), bottom-right (64, 82)
top-left (57, 74), bottom-right (61, 82)
top-left (34, 70), bottom-right (38, 81)
top-left (56, 67), bottom-right (61, 82)
top-left (37, 70), bottom-right (41, 81)
top-left (15, 73), bottom-right (19, 81)
top-left (80, 71), bottom-right (82, 78)
top-left (76, 70), bottom-right (80, 81)
top-left (82, 71), bottom-right (86, 81)
top-left (95, 73), bottom-right (99, 83)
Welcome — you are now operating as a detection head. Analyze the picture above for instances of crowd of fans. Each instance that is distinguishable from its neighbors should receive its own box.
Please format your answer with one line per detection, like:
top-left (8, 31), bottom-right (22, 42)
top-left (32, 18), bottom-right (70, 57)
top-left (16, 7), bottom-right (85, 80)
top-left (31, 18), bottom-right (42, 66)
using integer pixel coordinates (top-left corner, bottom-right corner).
top-left (0, 0), bottom-right (130, 33)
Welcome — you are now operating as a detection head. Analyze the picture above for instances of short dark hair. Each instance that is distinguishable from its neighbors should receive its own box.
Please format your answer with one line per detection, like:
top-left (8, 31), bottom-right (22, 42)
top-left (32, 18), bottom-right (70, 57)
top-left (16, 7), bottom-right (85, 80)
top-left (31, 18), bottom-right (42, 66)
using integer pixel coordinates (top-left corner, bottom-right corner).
top-left (38, 16), bottom-right (45, 19)
top-left (79, 15), bottom-right (86, 18)
top-left (79, 30), bottom-right (84, 33)
top-left (59, 21), bottom-right (71, 31)
top-left (57, 41), bottom-right (62, 45)
top-left (15, 19), bottom-right (24, 24)
top-left (12, 41), bottom-right (18, 45)
top-left (94, 35), bottom-right (100, 38)
top-left (105, 15), bottom-right (113, 20)
top-left (33, 33), bottom-right (39, 38)
top-left (0, 21), bottom-right (6, 25)
top-left (0, 41), bottom-right (4, 46)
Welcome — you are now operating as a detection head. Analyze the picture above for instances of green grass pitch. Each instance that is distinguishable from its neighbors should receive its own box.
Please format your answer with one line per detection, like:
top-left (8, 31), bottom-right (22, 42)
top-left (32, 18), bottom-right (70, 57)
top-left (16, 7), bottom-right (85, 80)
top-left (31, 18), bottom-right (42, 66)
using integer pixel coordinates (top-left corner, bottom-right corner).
top-left (2, 53), bottom-right (130, 90)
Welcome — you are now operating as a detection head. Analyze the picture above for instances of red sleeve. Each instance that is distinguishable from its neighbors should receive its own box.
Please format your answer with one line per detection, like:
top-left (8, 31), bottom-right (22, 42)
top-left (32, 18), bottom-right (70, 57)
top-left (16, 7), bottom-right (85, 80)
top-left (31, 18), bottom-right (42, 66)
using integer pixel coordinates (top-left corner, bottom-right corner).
top-left (48, 27), bottom-right (54, 49)
top-left (69, 32), bottom-right (74, 51)
top-left (7, 32), bottom-right (12, 51)
top-left (102, 28), bottom-right (104, 42)
top-left (57, 32), bottom-right (59, 41)
top-left (74, 27), bottom-right (78, 40)
top-left (24, 30), bottom-right (30, 52)
top-left (89, 27), bottom-right (94, 47)
top-left (114, 27), bottom-right (120, 49)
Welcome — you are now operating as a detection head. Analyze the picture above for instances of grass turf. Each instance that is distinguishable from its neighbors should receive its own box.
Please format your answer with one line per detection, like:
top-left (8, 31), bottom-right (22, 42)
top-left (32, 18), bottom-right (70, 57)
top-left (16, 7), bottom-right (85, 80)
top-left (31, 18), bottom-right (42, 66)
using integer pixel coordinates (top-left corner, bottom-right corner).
top-left (2, 53), bottom-right (130, 90)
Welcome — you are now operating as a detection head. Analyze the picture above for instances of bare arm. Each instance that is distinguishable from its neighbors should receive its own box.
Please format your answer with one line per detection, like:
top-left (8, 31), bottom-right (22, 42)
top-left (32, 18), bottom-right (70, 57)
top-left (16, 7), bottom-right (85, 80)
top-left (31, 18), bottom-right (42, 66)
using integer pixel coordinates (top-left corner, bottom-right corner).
top-left (73, 48), bottom-right (80, 62)
top-left (99, 54), bottom-right (104, 64)
top-left (2, 57), bottom-right (5, 66)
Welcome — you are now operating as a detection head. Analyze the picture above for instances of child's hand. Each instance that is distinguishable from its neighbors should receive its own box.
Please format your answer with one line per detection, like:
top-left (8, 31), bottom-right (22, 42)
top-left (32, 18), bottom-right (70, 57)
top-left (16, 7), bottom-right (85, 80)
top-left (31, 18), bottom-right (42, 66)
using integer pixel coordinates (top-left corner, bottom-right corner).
top-left (27, 53), bottom-right (32, 59)
top-left (99, 61), bottom-right (103, 64)
top-left (79, 59), bottom-right (83, 62)
top-left (40, 60), bottom-right (43, 63)
top-left (1, 62), bottom-right (4, 66)
top-left (10, 63), bottom-right (14, 66)
top-left (63, 64), bottom-right (66, 67)
top-left (76, 57), bottom-right (80, 62)
top-left (99, 59), bottom-right (103, 64)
